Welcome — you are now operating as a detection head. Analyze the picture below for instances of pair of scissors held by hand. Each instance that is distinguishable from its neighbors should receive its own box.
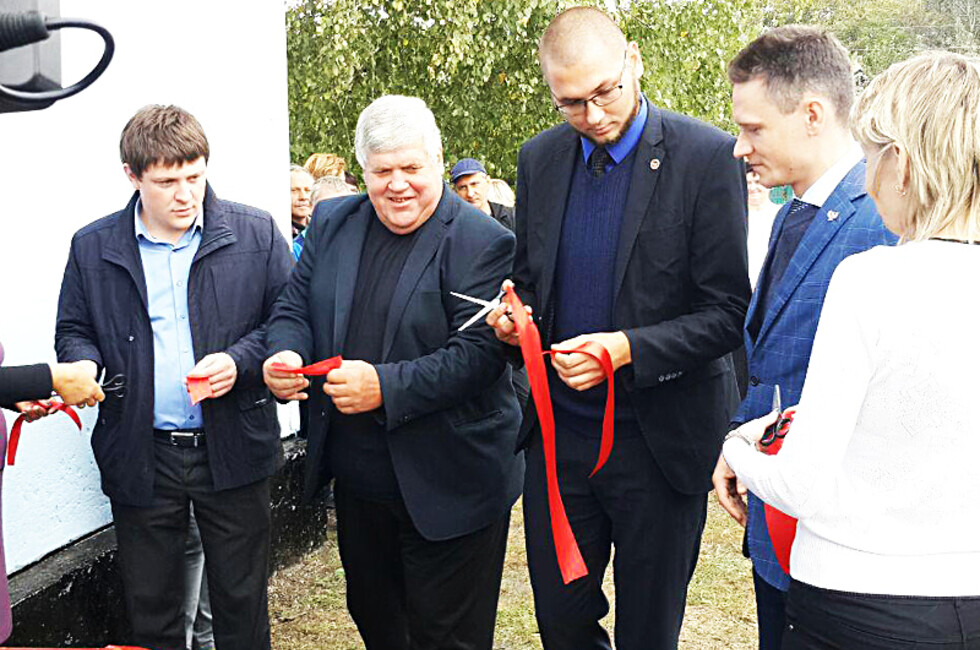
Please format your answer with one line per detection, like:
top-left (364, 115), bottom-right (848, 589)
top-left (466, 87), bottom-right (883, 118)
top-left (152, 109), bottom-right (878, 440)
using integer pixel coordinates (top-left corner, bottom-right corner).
top-left (760, 384), bottom-right (794, 447)
top-left (100, 372), bottom-right (126, 397)
top-left (47, 370), bottom-right (125, 410)
top-left (450, 288), bottom-right (505, 331)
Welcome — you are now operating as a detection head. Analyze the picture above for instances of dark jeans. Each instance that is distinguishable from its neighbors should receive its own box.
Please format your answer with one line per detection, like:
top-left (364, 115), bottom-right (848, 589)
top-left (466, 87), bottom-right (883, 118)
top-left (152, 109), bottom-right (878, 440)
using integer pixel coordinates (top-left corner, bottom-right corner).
top-left (111, 441), bottom-right (271, 650)
top-left (754, 569), bottom-right (787, 650)
top-left (334, 485), bottom-right (510, 650)
top-left (523, 431), bottom-right (707, 650)
top-left (784, 579), bottom-right (980, 649)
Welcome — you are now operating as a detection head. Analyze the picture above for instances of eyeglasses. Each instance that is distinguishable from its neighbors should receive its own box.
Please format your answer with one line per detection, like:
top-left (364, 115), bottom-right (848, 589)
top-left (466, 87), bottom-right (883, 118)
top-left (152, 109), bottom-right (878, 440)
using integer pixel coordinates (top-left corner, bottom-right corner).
top-left (552, 51), bottom-right (628, 117)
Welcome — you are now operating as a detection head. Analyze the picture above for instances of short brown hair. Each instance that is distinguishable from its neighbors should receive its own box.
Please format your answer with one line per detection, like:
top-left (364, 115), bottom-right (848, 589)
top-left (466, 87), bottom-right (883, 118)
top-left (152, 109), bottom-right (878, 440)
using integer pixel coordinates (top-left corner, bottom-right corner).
top-left (728, 25), bottom-right (854, 119)
top-left (120, 105), bottom-right (209, 178)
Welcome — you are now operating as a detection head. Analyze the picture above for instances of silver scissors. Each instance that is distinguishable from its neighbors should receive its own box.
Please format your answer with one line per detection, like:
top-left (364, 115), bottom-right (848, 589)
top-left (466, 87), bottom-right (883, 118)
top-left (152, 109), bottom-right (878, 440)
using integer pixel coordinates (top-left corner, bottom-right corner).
top-left (450, 289), bottom-right (505, 331)
top-left (760, 384), bottom-right (793, 447)
top-left (68, 370), bottom-right (126, 409)
top-left (98, 369), bottom-right (126, 398)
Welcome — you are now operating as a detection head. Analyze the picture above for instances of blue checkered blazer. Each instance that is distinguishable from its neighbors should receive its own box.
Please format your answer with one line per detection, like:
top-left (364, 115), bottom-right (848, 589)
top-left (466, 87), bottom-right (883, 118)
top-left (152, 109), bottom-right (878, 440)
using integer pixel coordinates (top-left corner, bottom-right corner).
top-left (733, 161), bottom-right (897, 590)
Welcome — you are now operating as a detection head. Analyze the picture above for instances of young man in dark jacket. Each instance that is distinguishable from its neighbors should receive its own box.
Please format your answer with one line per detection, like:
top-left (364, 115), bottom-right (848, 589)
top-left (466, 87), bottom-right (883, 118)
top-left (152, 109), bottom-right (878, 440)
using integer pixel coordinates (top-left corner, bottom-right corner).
top-left (55, 105), bottom-right (292, 650)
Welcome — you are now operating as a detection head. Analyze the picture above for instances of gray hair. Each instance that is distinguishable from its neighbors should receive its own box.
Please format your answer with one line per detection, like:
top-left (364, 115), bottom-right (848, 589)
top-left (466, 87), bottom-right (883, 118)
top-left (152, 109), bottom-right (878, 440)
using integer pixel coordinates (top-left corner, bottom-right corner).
top-left (354, 95), bottom-right (443, 168)
top-left (312, 175), bottom-right (354, 203)
top-left (290, 163), bottom-right (313, 179)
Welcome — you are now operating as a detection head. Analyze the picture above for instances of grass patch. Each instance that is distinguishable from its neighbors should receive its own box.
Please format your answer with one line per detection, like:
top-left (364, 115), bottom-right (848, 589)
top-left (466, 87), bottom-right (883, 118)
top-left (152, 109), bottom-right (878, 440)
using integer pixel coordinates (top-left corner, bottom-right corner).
top-left (270, 497), bottom-right (756, 648)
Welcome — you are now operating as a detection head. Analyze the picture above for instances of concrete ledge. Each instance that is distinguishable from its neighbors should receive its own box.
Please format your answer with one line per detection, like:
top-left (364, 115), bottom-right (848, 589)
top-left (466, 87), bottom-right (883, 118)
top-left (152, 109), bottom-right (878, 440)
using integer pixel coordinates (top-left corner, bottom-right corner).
top-left (5, 436), bottom-right (328, 646)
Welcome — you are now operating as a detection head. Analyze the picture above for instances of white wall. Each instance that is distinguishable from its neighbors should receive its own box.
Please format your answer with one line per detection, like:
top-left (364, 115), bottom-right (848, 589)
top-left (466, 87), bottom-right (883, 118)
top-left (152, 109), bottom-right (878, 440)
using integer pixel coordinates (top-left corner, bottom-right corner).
top-left (0, 0), bottom-right (292, 572)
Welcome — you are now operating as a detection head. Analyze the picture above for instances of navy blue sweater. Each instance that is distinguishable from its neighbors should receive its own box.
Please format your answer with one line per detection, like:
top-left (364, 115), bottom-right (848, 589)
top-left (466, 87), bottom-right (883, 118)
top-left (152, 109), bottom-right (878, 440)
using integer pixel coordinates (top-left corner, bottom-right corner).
top-left (550, 149), bottom-right (640, 436)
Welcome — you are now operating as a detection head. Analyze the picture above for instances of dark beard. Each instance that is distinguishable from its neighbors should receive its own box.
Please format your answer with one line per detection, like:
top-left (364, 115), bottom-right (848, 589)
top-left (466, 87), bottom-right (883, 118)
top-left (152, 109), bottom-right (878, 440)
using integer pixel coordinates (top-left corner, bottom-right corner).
top-left (576, 79), bottom-right (643, 146)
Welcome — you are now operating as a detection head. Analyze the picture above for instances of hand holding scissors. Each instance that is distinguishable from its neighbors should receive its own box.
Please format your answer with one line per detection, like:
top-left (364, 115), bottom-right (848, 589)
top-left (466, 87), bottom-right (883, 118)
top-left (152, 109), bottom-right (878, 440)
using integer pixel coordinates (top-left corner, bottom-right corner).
top-left (760, 384), bottom-right (795, 449)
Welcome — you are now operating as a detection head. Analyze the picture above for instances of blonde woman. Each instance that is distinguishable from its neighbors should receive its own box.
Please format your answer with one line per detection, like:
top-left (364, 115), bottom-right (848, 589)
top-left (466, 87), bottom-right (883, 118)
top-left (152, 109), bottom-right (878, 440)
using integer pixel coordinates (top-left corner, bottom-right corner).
top-left (723, 51), bottom-right (980, 648)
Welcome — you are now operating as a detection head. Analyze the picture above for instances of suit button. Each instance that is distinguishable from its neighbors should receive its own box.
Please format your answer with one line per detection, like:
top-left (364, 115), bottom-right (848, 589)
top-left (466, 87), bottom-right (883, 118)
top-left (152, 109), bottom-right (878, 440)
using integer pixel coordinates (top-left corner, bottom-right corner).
top-left (750, 376), bottom-right (760, 386)
top-left (658, 375), bottom-right (665, 382)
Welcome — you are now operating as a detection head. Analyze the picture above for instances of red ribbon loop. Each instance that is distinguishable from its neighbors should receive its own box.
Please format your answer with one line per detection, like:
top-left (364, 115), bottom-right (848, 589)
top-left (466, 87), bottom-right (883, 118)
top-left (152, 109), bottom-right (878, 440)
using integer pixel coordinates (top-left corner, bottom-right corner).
top-left (268, 355), bottom-right (343, 376)
top-left (504, 287), bottom-right (616, 584)
top-left (7, 402), bottom-right (83, 466)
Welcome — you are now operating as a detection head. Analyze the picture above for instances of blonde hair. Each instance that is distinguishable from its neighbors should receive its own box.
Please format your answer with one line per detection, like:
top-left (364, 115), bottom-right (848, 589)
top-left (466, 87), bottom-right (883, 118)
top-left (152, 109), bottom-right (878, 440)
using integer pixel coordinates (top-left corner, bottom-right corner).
top-left (487, 179), bottom-right (515, 208)
top-left (304, 153), bottom-right (347, 180)
top-left (851, 51), bottom-right (980, 242)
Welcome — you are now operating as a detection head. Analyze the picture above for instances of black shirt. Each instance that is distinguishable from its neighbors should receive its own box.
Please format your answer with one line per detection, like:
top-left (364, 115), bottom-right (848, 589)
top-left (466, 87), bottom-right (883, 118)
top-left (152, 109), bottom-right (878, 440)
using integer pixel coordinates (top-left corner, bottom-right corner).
top-left (328, 216), bottom-right (418, 500)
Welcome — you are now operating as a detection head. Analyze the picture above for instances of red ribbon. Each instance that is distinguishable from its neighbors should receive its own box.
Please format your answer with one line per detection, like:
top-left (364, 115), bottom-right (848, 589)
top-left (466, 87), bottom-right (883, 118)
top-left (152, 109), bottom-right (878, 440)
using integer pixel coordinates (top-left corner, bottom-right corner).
top-left (268, 355), bottom-right (343, 376)
top-left (186, 376), bottom-right (214, 406)
top-left (7, 402), bottom-right (83, 466)
top-left (503, 287), bottom-right (615, 584)
top-left (0, 646), bottom-right (148, 649)
top-left (761, 412), bottom-right (797, 574)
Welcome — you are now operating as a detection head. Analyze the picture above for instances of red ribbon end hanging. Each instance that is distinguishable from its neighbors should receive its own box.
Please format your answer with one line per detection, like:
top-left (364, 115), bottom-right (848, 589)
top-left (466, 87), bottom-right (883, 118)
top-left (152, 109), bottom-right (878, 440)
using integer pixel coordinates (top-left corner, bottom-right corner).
top-left (761, 412), bottom-right (798, 574)
top-left (503, 287), bottom-right (617, 584)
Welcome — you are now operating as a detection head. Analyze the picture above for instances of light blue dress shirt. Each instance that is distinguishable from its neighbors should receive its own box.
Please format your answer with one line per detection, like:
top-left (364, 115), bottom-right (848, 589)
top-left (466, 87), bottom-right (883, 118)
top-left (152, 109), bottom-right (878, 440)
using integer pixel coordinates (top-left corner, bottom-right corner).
top-left (135, 202), bottom-right (204, 430)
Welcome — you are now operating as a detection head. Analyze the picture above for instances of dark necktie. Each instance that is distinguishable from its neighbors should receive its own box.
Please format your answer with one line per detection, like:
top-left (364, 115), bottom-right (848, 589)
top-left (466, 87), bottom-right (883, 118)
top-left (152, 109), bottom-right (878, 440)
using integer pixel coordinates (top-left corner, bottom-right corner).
top-left (747, 198), bottom-right (819, 341)
top-left (785, 198), bottom-right (816, 221)
top-left (589, 147), bottom-right (612, 178)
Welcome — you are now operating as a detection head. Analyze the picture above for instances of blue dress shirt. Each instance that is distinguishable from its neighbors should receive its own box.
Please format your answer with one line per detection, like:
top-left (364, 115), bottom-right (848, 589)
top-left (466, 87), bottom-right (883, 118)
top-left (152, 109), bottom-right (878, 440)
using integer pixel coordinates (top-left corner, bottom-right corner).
top-left (580, 95), bottom-right (649, 171)
top-left (135, 203), bottom-right (204, 430)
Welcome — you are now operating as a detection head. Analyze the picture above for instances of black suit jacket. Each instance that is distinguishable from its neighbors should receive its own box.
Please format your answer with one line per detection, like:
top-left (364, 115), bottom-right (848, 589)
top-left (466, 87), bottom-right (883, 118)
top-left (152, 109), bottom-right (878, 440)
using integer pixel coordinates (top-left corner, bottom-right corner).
top-left (267, 187), bottom-right (524, 540)
top-left (513, 103), bottom-right (751, 495)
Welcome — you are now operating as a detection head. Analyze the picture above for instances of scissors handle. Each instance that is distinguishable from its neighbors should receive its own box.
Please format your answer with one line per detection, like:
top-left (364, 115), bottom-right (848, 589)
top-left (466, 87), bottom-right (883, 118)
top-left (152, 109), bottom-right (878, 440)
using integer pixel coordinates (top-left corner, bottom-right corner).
top-left (760, 413), bottom-right (793, 447)
top-left (101, 373), bottom-right (126, 396)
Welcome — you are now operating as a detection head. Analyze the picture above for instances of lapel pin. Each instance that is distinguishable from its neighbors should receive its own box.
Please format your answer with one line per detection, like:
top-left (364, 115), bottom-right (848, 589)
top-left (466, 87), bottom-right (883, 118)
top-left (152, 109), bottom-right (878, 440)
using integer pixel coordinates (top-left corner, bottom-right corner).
top-left (827, 210), bottom-right (839, 221)
top-left (650, 158), bottom-right (661, 171)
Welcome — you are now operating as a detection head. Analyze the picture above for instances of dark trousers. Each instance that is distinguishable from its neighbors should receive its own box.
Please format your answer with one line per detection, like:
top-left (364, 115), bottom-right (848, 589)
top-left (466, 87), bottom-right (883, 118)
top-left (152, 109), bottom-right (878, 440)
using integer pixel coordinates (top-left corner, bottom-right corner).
top-left (754, 569), bottom-right (787, 650)
top-left (111, 441), bottom-right (272, 650)
top-left (784, 579), bottom-right (980, 649)
top-left (334, 484), bottom-right (510, 650)
top-left (523, 431), bottom-right (707, 650)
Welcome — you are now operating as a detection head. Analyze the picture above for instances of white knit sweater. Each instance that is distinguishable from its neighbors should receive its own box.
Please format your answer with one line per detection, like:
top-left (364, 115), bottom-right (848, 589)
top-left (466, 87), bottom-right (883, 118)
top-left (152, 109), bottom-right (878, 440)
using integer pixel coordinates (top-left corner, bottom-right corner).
top-left (724, 240), bottom-right (980, 596)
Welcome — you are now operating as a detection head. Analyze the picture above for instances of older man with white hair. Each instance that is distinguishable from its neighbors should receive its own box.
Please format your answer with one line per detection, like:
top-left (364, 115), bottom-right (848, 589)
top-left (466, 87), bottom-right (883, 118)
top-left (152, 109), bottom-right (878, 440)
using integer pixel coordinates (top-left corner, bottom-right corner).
top-left (263, 95), bottom-right (523, 650)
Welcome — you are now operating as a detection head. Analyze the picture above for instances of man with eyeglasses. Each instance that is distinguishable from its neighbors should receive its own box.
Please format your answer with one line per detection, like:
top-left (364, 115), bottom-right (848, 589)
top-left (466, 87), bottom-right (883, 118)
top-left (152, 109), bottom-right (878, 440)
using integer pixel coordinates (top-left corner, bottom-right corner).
top-left (486, 7), bottom-right (750, 649)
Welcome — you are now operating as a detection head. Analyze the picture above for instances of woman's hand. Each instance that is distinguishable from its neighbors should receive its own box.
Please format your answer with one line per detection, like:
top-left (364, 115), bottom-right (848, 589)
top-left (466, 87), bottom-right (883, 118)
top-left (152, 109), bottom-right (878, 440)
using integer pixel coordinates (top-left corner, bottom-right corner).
top-left (14, 400), bottom-right (58, 422)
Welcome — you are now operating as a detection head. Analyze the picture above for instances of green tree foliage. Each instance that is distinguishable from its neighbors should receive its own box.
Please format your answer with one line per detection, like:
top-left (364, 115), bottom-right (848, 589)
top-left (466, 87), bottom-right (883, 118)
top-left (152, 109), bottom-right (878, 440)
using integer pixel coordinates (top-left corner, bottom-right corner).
top-left (761, 0), bottom-right (979, 78)
top-left (621, 0), bottom-right (756, 131)
top-left (286, 0), bottom-right (754, 182)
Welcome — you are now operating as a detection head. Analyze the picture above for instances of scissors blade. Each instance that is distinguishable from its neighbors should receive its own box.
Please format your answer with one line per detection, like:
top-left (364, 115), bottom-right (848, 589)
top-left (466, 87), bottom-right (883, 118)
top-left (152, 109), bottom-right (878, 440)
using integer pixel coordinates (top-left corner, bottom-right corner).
top-left (458, 304), bottom-right (494, 331)
top-left (771, 384), bottom-right (782, 414)
top-left (450, 291), bottom-right (493, 308)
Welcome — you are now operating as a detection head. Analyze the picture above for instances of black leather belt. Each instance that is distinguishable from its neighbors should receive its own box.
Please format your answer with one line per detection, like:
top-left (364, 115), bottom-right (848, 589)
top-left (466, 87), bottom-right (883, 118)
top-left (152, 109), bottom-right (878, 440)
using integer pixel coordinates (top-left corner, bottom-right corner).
top-left (153, 429), bottom-right (206, 448)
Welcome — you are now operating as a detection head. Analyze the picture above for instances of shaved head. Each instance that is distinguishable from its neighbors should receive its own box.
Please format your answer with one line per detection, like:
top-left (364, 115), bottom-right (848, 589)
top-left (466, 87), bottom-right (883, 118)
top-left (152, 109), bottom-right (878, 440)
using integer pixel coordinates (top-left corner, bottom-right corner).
top-left (538, 7), bottom-right (627, 74)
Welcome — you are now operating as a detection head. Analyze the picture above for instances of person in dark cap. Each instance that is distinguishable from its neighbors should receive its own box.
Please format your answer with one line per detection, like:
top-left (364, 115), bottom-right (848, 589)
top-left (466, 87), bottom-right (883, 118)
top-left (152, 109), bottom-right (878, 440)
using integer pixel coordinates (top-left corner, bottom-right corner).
top-left (450, 158), bottom-right (515, 231)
